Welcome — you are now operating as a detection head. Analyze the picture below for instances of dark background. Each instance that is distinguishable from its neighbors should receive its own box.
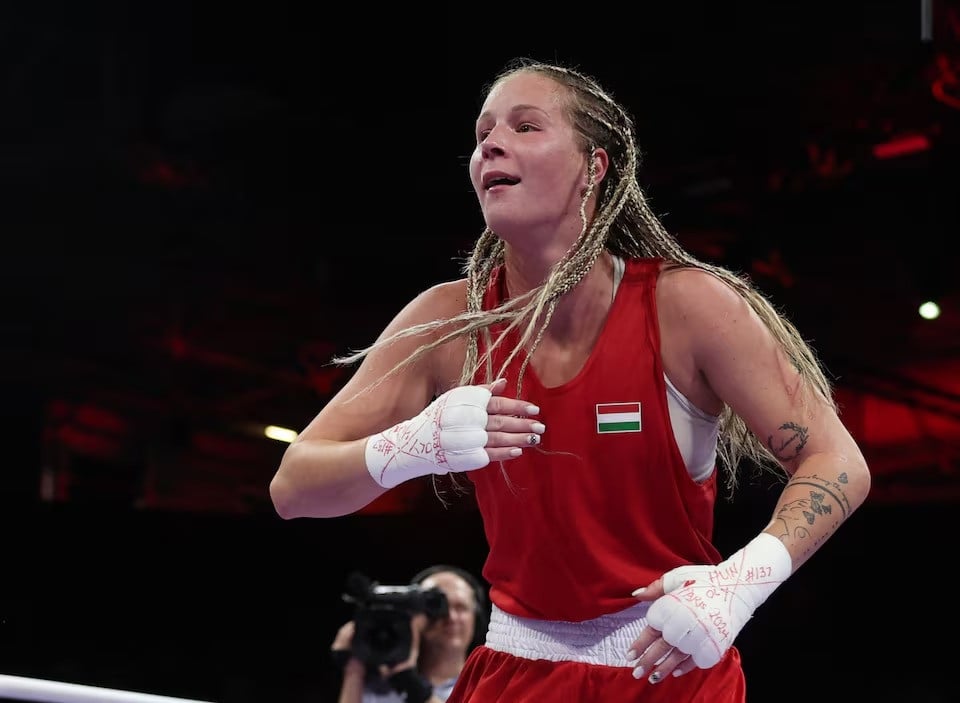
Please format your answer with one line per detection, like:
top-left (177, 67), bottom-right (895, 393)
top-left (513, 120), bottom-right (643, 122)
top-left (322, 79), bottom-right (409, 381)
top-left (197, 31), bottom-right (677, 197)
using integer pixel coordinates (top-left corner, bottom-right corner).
top-left (2, 1), bottom-right (959, 701)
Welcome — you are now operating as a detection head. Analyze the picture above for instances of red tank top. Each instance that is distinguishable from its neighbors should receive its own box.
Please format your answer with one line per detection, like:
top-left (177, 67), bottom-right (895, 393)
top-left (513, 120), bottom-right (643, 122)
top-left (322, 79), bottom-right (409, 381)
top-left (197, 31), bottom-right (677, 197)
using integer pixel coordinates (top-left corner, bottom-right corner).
top-left (468, 257), bottom-right (721, 622)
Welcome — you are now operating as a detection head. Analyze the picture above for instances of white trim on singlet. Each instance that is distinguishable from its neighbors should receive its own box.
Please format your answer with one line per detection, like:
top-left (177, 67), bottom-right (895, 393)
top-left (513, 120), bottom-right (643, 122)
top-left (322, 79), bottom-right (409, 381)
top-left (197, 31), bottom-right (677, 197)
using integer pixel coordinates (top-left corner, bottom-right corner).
top-left (611, 255), bottom-right (719, 483)
top-left (485, 601), bottom-right (652, 667)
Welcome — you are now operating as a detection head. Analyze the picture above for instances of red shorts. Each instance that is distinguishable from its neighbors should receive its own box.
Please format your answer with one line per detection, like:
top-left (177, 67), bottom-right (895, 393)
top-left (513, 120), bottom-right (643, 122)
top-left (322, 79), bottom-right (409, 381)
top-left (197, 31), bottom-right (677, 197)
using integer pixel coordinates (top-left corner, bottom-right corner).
top-left (447, 645), bottom-right (746, 702)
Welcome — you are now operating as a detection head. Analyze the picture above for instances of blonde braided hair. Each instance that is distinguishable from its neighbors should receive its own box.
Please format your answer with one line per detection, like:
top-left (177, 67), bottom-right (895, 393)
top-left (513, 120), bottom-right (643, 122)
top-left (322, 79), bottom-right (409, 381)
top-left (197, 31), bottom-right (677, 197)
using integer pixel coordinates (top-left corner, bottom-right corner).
top-left (335, 58), bottom-right (834, 495)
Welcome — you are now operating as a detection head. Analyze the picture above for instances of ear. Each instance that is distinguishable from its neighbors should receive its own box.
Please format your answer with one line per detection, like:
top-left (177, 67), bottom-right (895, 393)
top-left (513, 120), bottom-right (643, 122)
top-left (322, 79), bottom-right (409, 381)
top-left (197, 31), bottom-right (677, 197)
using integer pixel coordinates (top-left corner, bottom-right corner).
top-left (586, 146), bottom-right (610, 189)
top-left (595, 147), bottom-right (610, 184)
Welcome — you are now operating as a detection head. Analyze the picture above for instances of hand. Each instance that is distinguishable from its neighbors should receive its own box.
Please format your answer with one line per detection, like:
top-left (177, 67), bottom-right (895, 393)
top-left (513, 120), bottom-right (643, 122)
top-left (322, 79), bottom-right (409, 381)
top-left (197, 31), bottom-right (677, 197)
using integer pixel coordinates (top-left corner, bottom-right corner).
top-left (331, 620), bottom-right (365, 679)
top-left (626, 534), bottom-right (792, 684)
top-left (377, 613), bottom-right (429, 679)
top-left (331, 620), bottom-right (356, 653)
top-left (381, 618), bottom-right (436, 703)
top-left (365, 378), bottom-right (543, 488)
top-left (482, 377), bottom-right (546, 460)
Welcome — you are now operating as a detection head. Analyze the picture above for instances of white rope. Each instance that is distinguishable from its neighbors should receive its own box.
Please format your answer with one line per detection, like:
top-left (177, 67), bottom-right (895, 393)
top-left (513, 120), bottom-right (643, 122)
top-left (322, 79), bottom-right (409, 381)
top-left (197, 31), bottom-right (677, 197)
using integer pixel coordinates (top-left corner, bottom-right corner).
top-left (0, 674), bottom-right (216, 703)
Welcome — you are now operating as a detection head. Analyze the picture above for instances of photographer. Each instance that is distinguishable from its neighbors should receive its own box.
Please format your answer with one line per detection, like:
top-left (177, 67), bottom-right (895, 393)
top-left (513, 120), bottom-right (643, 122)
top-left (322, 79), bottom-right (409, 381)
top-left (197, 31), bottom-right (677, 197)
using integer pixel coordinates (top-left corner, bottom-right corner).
top-left (332, 565), bottom-right (488, 703)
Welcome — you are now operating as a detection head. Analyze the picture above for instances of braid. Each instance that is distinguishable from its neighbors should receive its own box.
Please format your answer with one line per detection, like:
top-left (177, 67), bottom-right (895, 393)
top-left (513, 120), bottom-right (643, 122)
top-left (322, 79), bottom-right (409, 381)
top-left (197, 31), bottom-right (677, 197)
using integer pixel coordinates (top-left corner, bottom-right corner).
top-left (335, 58), bottom-right (836, 497)
top-left (462, 231), bottom-right (504, 385)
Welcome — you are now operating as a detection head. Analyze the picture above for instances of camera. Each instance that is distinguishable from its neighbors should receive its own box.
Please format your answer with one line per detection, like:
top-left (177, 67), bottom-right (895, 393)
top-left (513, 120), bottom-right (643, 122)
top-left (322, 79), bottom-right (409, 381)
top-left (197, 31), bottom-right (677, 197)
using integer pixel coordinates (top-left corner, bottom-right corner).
top-left (342, 572), bottom-right (449, 668)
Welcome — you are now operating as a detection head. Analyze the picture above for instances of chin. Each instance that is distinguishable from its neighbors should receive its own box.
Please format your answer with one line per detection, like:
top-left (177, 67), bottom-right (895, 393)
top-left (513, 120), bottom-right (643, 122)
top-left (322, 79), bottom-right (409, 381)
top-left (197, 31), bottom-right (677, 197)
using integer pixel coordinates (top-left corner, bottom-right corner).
top-left (482, 201), bottom-right (522, 228)
top-left (481, 216), bottom-right (526, 243)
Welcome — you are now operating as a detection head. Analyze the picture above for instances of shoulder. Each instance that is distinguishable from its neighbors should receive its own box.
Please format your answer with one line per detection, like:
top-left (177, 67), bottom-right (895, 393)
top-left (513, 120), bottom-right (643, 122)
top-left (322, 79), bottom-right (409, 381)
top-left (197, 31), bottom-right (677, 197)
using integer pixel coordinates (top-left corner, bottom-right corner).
top-left (385, 278), bottom-right (469, 335)
top-left (406, 278), bottom-right (469, 319)
top-left (654, 265), bottom-right (755, 414)
top-left (655, 264), bottom-right (781, 395)
top-left (656, 264), bottom-right (752, 330)
top-left (379, 278), bottom-right (470, 393)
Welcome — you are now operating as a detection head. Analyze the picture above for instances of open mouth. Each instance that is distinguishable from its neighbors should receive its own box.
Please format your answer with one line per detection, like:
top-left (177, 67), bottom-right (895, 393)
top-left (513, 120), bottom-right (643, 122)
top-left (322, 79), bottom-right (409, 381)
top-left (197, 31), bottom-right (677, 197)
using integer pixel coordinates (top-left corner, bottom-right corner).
top-left (483, 174), bottom-right (520, 190)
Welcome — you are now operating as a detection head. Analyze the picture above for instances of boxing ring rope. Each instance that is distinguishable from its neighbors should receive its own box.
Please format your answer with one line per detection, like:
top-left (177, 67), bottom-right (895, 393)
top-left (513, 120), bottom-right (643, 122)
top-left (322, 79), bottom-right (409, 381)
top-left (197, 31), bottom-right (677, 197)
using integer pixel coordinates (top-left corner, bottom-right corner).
top-left (0, 674), bottom-right (216, 703)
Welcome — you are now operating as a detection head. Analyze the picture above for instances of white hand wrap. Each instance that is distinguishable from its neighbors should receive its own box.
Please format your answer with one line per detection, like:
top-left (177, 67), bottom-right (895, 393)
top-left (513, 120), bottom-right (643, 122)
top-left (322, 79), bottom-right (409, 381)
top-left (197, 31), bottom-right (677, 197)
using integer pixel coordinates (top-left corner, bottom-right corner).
top-left (646, 533), bottom-right (792, 669)
top-left (364, 385), bottom-right (492, 488)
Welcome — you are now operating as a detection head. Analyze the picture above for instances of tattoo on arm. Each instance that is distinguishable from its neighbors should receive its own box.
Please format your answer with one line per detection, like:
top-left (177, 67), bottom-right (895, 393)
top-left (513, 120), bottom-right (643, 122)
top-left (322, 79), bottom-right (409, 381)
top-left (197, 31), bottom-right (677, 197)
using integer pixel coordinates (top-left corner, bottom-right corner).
top-left (772, 473), bottom-right (852, 557)
top-left (767, 421), bottom-right (809, 462)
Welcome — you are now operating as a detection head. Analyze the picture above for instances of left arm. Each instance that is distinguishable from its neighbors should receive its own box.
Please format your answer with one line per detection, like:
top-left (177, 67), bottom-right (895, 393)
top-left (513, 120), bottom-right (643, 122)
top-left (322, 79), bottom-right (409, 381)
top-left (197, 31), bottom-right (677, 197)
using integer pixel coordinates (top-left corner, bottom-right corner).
top-left (691, 271), bottom-right (870, 568)
top-left (383, 614), bottom-right (444, 703)
top-left (629, 269), bottom-right (870, 682)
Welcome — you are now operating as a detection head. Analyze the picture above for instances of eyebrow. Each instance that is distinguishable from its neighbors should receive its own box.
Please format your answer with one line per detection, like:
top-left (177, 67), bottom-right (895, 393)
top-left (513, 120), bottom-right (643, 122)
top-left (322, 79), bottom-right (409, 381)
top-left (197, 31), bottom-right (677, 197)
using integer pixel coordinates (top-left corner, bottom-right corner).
top-left (476, 104), bottom-right (551, 124)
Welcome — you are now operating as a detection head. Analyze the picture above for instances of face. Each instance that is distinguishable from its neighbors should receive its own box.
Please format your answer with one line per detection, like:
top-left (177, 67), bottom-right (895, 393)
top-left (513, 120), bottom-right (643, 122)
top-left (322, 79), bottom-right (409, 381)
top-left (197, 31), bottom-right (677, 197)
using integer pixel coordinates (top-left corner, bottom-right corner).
top-left (469, 71), bottom-right (594, 245)
top-left (419, 571), bottom-right (477, 655)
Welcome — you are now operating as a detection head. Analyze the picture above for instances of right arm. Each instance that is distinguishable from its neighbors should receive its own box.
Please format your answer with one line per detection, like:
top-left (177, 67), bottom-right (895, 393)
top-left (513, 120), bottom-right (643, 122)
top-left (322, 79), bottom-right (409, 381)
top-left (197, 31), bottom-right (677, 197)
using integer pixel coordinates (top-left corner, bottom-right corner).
top-left (332, 616), bottom-right (444, 703)
top-left (332, 621), bottom-right (365, 703)
top-left (270, 282), bottom-right (460, 519)
top-left (337, 659), bottom-right (366, 703)
top-left (269, 280), bottom-right (543, 519)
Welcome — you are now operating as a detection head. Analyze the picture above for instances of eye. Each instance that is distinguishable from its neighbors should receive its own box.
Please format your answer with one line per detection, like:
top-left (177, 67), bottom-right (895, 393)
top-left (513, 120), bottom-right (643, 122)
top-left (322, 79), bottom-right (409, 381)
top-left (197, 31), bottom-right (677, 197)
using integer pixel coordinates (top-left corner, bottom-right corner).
top-left (477, 129), bottom-right (491, 142)
top-left (517, 123), bottom-right (537, 133)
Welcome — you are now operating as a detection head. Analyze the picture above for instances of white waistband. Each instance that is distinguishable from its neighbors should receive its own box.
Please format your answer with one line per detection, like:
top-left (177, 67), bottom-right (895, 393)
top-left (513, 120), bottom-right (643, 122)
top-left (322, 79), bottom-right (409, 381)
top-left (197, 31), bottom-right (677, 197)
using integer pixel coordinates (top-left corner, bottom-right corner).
top-left (484, 602), bottom-right (650, 667)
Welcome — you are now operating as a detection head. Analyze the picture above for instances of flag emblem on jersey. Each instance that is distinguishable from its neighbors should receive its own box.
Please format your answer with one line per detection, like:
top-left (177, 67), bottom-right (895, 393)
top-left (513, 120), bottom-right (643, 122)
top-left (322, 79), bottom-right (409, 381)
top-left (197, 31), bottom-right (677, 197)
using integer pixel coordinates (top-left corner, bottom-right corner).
top-left (596, 402), bottom-right (642, 433)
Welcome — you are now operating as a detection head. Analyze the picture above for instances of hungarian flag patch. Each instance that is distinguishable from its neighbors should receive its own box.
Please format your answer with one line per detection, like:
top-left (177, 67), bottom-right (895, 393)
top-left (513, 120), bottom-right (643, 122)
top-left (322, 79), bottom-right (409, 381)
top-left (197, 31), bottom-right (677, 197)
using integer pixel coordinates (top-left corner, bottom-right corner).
top-left (596, 402), bottom-right (642, 433)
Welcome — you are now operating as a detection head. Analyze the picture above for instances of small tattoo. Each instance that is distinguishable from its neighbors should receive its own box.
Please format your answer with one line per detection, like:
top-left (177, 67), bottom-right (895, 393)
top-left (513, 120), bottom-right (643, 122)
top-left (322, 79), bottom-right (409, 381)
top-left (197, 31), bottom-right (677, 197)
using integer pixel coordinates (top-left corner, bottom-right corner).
top-left (774, 492), bottom-right (838, 547)
top-left (795, 473), bottom-right (852, 514)
top-left (767, 421), bottom-right (809, 461)
top-left (774, 473), bottom-right (851, 546)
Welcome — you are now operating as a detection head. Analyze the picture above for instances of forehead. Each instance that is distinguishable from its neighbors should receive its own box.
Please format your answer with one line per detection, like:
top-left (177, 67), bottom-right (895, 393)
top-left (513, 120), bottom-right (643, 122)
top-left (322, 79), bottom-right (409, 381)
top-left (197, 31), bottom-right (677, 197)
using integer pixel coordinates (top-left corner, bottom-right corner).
top-left (479, 71), bottom-right (566, 117)
top-left (422, 572), bottom-right (475, 603)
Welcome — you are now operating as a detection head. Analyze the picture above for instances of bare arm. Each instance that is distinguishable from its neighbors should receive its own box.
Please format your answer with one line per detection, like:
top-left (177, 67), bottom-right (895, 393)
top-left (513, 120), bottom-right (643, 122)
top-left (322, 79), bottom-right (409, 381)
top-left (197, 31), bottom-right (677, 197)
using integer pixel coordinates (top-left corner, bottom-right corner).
top-left (628, 269), bottom-right (871, 682)
top-left (332, 618), bottom-right (444, 703)
top-left (269, 280), bottom-right (543, 519)
top-left (686, 270), bottom-right (871, 569)
top-left (337, 659), bottom-right (366, 703)
top-left (270, 282), bottom-right (463, 519)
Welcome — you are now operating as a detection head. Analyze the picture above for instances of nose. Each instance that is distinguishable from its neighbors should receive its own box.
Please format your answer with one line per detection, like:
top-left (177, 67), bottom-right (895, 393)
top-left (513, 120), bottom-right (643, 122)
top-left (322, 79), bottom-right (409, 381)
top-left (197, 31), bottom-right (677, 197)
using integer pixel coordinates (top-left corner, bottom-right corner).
top-left (480, 132), bottom-right (506, 160)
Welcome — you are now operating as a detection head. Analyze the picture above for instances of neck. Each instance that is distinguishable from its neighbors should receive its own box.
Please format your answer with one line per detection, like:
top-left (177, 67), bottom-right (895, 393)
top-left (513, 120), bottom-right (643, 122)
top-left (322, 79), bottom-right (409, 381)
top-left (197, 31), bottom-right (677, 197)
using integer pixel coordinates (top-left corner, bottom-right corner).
top-left (501, 240), bottom-right (571, 294)
top-left (497, 199), bottom-right (595, 290)
top-left (502, 247), bottom-right (614, 341)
